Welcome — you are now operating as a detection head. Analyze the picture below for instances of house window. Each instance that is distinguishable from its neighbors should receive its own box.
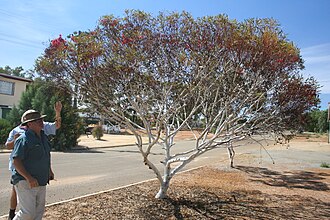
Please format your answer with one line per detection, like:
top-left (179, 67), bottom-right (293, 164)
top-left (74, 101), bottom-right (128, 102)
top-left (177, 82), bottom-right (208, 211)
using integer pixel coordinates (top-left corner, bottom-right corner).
top-left (0, 80), bottom-right (15, 95)
top-left (1, 106), bottom-right (11, 118)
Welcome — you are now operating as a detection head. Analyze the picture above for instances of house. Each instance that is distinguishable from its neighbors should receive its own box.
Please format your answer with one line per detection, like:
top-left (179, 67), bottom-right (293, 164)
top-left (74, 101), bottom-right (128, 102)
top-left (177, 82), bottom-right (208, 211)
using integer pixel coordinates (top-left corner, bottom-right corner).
top-left (0, 72), bottom-right (32, 118)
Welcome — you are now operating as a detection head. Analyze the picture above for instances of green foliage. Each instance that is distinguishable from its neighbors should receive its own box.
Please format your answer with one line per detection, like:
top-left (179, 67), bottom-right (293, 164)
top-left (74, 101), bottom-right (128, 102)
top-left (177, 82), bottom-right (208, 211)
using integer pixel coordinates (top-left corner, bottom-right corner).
top-left (4, 105), bottom-right (22, 127)
top-left (320, 162), bottom-right (330, 168)
top-left (18, 79), bottom-right (40, 111)
top-left (0, 65), bottom-right (24, 76)
top-left (0, 65), bottom-right (33, 78)
top-left (6, 78), bottom-right (83, 150)
top-left (305, 109), bottom-right (328, 133)
top-left (317, 110), bottom-right (328, 133)
top-left (0, 118), bottom-right (11, 146)
top-left (92, 125), bottom-right (103, 140)
top-left (50, 103), bottom-right (84, 151)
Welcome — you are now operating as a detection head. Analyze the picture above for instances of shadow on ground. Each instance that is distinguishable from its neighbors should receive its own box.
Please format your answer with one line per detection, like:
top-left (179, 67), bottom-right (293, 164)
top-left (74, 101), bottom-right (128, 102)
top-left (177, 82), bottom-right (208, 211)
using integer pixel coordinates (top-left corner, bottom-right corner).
top-left (157, 190), bottom-right (330, 220)
top-left (61, 148), bottom-right (105, 154)
top-left (235, 165), bottom-right (330, 191)
top-left (59, 147), bottom-right (163, 155)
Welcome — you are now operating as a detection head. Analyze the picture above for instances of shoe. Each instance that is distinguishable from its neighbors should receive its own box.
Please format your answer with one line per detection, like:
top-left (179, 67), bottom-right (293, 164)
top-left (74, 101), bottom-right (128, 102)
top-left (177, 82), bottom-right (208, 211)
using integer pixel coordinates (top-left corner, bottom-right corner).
top-left (8, 213), bottom-right (15, 220)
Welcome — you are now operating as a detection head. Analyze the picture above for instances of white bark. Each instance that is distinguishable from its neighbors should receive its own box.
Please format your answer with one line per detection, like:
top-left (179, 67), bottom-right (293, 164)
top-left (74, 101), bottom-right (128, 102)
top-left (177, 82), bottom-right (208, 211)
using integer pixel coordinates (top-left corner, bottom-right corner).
top-left (227, 141), bottom-right (235, 168)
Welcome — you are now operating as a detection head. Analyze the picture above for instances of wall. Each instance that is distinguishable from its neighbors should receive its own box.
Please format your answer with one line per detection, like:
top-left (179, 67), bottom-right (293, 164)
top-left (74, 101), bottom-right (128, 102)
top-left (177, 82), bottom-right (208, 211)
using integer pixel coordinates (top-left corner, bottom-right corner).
top-left (0, 74), bottom-right (32, 118)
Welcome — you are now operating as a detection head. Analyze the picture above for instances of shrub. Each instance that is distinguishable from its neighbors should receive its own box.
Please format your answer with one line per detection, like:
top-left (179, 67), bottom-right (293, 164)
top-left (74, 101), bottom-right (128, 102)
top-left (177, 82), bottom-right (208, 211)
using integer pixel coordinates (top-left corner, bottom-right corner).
top-left (6, 78), bottom-right (83, 151)
top-left (320, 162), bottom-right (330, 168)
top-left (0, 118), bottom-right (12, 147)
top-left (92, 125), bottom-right (103, 140)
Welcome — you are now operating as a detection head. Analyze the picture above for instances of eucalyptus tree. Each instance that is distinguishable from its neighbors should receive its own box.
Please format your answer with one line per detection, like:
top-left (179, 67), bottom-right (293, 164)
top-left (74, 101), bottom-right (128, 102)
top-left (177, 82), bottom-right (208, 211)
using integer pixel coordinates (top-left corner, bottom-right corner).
top-left (36, 10), bottom-right (319, 198)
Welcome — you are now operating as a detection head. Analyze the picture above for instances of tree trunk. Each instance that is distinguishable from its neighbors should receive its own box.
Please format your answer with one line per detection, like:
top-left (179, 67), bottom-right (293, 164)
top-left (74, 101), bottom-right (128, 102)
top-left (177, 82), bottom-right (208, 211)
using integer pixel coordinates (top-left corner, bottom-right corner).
top-left (227, 141), bottom-right (235, 168)
top-left (155, 178), bottom-right (170, 199)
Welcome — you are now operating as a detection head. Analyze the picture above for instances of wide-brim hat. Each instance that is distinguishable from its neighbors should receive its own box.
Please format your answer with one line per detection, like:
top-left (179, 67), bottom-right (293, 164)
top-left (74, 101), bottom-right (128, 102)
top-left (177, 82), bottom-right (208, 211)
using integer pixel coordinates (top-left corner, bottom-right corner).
top-left (21, 110), bottom-right (47, 126)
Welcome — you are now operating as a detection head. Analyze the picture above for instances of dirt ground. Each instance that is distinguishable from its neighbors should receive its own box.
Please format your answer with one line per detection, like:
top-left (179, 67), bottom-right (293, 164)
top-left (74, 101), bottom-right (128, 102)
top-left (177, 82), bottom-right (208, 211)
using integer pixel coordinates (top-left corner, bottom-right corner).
top-left (40, 132), bottom-right (330, 219)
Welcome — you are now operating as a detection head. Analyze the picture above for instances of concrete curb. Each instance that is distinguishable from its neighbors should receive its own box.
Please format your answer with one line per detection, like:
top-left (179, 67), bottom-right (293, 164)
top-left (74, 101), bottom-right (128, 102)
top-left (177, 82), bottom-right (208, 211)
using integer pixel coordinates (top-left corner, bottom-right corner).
top-left (0, 149), bottom-right (11, 154)
top-left (69, 143), bottom-right (146, 151)
top-left (0, 143), bottom-right (143, 154)
top-left (45, 165), bottom-right (204, 207)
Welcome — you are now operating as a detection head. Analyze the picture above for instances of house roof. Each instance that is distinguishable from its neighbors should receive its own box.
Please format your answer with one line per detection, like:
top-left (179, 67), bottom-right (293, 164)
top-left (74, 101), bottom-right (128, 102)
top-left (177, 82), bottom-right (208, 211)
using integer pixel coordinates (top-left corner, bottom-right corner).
top-left (0, 72), bottom-right (33, 83)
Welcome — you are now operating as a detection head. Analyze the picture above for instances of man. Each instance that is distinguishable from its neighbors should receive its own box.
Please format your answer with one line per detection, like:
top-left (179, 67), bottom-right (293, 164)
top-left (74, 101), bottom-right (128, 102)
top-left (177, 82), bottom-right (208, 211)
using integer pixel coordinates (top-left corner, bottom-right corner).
top-left (11, 109), bottom-right (55, 220)
top-left (6, 102), bottom-right (62, 220)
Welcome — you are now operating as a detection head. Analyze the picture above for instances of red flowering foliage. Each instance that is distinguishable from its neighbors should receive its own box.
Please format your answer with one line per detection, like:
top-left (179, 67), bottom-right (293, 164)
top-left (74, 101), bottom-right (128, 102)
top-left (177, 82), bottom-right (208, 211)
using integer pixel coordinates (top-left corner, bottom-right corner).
top-left (277, 76), bottom-right (319, 128)
top-left (66, 31), bottom-right (103, 71)
top-left (121, 34), bottom-right (133, 45)
top-left (45, 34), bottom-right (67, 57)
top-left (51, 34), bottom-right (66, 47)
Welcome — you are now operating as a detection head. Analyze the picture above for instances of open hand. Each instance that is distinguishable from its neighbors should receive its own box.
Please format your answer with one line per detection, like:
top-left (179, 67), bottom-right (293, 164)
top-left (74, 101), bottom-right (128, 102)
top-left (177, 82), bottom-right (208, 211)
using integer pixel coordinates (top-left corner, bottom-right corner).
top-left (49, 169), bottom-right (55, 181)
top-left (54, 101), bottom-right (62, 114)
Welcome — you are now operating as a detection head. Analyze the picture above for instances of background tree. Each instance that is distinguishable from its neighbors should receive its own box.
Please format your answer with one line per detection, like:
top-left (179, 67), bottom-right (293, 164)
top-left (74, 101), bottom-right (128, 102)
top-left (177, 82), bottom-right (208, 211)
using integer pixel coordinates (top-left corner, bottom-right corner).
top-left (4, 106), bottom-right (21, 127)
top-left (36, 10), bottom-right (319, 198)
top-left (0, 65), bottom-right (34, 78)
top-left (5, 78), bottom-right (83, 150)
top-left (0, 119), bottom-right (11, 146)
top-left (316, 110), bottom-right (328, 133)
top-left (305, 109), bottom-right (328, 133)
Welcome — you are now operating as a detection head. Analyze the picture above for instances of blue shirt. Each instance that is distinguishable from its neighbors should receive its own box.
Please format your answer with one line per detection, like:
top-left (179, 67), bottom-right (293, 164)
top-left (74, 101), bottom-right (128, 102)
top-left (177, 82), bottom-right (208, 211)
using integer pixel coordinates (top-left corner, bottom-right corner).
top-left (11, 129), bottom-right (52, 186)
top-left (7, 123), bottom-right (56, 171)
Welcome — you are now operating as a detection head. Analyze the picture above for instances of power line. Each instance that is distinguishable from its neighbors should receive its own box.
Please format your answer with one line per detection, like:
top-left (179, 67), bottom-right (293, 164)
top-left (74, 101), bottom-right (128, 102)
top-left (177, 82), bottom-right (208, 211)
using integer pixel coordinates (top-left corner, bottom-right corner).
top-left (0, 31), bottom-right (46, 45)
top-left (0, 37), bottom-right (44, 49)
top-left (0, 8), bottom-right (69, 49)
top-left (0, 8), bottom-right (65, 31)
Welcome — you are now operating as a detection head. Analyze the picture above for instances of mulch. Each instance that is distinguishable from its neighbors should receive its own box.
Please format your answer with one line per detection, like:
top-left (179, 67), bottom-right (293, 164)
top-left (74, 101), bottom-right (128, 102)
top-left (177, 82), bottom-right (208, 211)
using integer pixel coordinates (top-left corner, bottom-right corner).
top-left (43, 166), bottom-right (330, 220)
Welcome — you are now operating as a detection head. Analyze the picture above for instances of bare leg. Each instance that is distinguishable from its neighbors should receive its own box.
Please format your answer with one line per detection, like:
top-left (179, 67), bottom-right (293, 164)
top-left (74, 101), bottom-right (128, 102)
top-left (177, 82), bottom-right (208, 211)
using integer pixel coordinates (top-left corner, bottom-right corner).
top-left (8, 186), bottom-right (17, 219)
top-left (10, 186), bottom-right (17, 210)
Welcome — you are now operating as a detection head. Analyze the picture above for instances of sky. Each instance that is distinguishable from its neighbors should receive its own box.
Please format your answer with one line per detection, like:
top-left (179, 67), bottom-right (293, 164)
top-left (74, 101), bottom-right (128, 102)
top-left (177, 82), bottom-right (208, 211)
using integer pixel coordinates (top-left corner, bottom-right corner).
top-left (0, 0), bottom-right (329, 109)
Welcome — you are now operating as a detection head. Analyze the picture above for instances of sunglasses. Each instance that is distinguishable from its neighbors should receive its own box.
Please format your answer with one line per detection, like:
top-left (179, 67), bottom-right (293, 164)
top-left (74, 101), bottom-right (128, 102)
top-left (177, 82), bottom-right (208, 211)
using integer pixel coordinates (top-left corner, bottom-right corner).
top-left (32, 118), bottom-right (44, 123)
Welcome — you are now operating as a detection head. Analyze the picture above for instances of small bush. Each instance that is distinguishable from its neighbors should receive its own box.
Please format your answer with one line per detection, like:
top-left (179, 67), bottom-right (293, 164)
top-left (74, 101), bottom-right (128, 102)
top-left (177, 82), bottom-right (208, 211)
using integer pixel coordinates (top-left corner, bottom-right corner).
top-left (0, 118), bottom-right (12, 147)
top-left (92, 125), bottom-right (103, 140)
top-left (320, 162), bottom-right (330, 168)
